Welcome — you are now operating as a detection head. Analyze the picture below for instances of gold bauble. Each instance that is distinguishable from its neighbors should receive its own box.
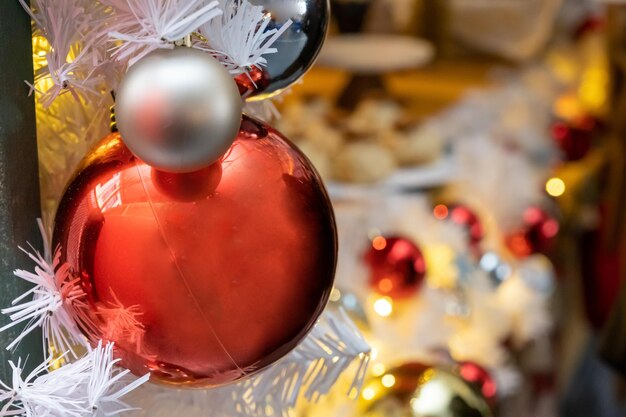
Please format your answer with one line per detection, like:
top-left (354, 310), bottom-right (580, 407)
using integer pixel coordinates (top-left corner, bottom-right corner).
top-left (359, 363), bottom-right (493, 417)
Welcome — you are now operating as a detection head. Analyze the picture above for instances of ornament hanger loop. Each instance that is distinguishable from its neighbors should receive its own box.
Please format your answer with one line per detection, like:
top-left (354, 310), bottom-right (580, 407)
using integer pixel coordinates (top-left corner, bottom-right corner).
top-left (174, 34), bottom-right (193, 47)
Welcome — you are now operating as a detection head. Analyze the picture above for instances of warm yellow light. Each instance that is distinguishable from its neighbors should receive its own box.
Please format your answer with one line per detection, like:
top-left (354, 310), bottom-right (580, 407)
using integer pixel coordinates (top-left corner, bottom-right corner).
top-left (424, 245), bottom-right (457, 289)
top-left (373, 297), bottom-right (393, 317)
top-left (329, 287), bottom-right (341, 302)
top-left (48, 345), bottom-right (65, 370)
top-left (554, 94), bottom-right (584, 121)
top-left (381, 374), bottom-right (396, 388)
top-left (362, 387), bottom-right (376, 400)
top-left (546, 177), bottom-right (566, 197)
top-left (32, 35), bottom-right (50, 63)
top-left (372, 363), bottom-right (386, 376)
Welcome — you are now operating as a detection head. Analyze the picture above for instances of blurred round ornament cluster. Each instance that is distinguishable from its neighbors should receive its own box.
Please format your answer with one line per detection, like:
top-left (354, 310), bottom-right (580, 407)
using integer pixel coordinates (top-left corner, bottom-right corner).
top-left (359, 362), bottom-right (494, 417)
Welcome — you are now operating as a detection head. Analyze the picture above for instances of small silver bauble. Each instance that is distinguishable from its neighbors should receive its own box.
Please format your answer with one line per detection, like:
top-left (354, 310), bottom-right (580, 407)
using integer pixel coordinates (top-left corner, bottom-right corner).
top-left (479, 252), bottom-right (512, 287)
top-left (116, 47), bottom-right (243, 173)
top-left (247, 0), bottom-right (330, 100)
top-left (519, 254), bottom-right (555, 296)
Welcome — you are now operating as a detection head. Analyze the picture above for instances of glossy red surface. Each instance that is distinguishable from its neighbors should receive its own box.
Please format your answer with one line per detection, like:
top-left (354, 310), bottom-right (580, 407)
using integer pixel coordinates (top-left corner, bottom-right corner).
top-left (53, 116), bottom-right (337, 387)
top-left (459, 362), bottom-right (497, 409)
top-left (449, 204), bottom-right (484, 252)
top-left (550, 116), bottom-right (603, 162)
top-left (434, 203), bottom-right (484, 255)
top-left (505, 207), bottom-right (559, 258)
top-left (364, 236), bottom-right (426, 299)
top-left (235, 66), bottom-right (270, 99)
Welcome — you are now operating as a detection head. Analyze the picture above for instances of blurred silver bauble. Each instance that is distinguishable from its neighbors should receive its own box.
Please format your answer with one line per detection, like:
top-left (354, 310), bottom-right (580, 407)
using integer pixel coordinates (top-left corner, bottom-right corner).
top-left (479, 252), bottom-right (512, 287)
top-left (247, 0), bottom-right (330, 100)
top-left (519, 254), bottom-right (555, 296)
top-left (116, 47), bottom-right (243, 173)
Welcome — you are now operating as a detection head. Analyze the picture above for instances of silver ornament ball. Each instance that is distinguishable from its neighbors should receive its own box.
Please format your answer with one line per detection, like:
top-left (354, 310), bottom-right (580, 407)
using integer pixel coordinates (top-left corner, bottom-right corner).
top-left (116, 47), bottom-right (243, 173)
top-left (247, 0), bottom-right (330, 100)
top-left (479, 252), bottom-right (512, 287)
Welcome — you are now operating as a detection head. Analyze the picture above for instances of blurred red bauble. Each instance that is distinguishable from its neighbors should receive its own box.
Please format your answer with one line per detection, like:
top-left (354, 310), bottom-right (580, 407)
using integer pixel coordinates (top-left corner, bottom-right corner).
top-left (53, 116), bottom-right (336, 387)
top-left (573, 15), bottom-right (604, 40)
top-left (505, 207), bottom-right (559, 258)
top-left (235, 65), bottom-right (270, 98)
top-left (459, 362), bottom-right (497, 409)
top-left (550, 116), bottom-right (603, 162)
top-left (364, 236), bottom-right (426, 299)
top-left (434, 203), bottom-right (484, 253)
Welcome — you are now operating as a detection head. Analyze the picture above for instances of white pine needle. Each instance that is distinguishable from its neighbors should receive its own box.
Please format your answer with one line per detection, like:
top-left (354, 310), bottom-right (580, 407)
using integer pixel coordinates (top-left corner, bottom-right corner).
top-left (0, 342), bottom-right (149, 417)
top-left (20, 0), bottom-right (108, 106)
top-left (130, 309), bottom-right (370, 417)
top-left (0, 223), bottom-right (89, 358)
top-left (0, 355), bottom-right (84, 417)
top-left (86, 341), bottom-right (150, 416)
top-left (225, 308), bottom-right (370, 415)
top-left (101, 0), bottom-right (222, 66)
top-left (197, 0), bottom-right (292, 74)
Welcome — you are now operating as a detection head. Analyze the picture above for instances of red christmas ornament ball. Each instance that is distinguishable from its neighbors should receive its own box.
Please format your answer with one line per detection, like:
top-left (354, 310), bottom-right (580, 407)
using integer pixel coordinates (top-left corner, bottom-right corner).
top-left (459, 362), bottom-right (497, 409)
top-left (53, 116), bottom-right (337, 387)
top-left (364, 236), bottom-right (426, 299)
top-left (550, 116), bottom-right (603, 162)
top-left (505, 207), bottom-right (559, 258)
top-left (434, 203), bottom-right (484, 252)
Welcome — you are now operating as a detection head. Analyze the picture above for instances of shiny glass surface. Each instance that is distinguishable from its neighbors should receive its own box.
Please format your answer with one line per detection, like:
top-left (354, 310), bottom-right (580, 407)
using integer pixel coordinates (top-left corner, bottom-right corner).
top-left (53, 116), bottom-right (337, 387)
top-left (247, 0), bottom-right (330, 100)
top-left (364, 236), bottom-right (426, 299)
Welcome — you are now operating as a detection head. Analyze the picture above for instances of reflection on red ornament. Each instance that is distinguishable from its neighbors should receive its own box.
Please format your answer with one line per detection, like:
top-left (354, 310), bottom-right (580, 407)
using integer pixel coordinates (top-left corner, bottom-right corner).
top-left (364, 236), bottom-right (426, 299)
top-left (53, 116), bottom-right (336, 387)
top-left (434, 204), bottom-right (484, 253)
top-left (235, 65), bottom-right (270, 98)
top-left (459, 362), bottom-right (497, 409)
top-left (505, 207), bottom-right (559, 258)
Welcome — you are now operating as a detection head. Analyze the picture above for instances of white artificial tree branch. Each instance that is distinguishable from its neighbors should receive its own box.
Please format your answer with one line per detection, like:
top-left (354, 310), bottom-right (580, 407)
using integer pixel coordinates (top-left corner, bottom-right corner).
top-left (0, 221), bottom-right (89, 359)
top-left (196, 0), bottom-right (292, 74)
top-left (128, 309), bottom-right (371, 417)
top-left (20, 0), bottom-right (109, 106)
top-left (0, 342), bottom-right (149, 417)
top-left (101, 0), bottom-right (222, 66)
